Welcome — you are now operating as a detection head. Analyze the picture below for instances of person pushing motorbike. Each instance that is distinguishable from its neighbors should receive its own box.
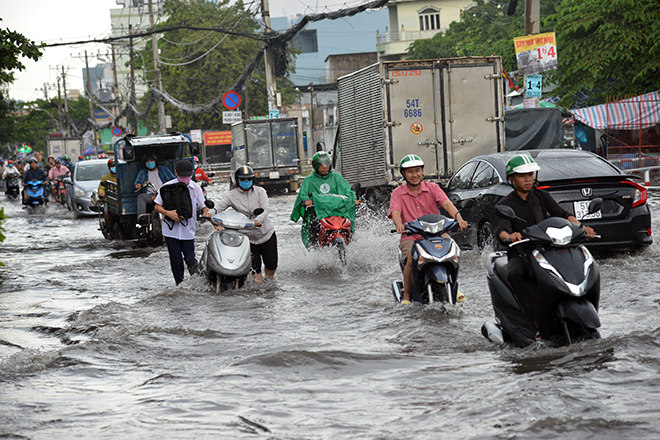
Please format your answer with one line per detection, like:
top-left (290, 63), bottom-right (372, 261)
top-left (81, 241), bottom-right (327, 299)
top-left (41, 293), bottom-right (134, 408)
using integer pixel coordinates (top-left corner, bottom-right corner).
top-left (388, 154), bottom-right (468, 305)
top-left (496, 154), bottom-right (595, 339)
top-left (290, 151), bottom-right (356, 248)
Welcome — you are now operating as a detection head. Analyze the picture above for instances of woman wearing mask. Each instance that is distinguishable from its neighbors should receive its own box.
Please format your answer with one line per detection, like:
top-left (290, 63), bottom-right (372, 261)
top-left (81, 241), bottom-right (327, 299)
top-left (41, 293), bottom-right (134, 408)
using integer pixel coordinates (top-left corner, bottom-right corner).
top-left (214, 166), bottom-right (277, 283)
top-left (134, 155), bottom-right (175, 223)
top-left (154, 160), bottom-right (212, 285)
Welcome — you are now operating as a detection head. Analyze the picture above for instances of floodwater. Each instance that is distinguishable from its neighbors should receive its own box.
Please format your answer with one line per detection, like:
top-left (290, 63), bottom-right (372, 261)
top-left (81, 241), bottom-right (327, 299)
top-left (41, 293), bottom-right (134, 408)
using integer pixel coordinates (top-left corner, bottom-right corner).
top-left (1, 183), bottom-right (660, 440)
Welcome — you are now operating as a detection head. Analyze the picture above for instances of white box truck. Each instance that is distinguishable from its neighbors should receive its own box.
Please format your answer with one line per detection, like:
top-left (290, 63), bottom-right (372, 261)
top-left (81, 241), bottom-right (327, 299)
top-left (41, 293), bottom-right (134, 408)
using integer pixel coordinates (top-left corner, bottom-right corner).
top-left (47, 136), bottom-right (82, 163)
top-left (334, 57), bottom-right (505, 195)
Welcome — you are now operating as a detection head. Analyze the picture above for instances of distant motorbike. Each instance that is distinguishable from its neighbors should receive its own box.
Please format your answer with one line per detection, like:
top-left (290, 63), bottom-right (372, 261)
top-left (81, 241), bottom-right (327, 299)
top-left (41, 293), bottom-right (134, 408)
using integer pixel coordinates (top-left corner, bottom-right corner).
top-left (481, 199), bottom-right (603, 347)
top-left (53, 177), bottom-right (67, 205)
top-left (391, 213), bottom-right (468, 305)
top-left (24, 180), bottom-right (47, 213)
top-left (201, 207), bottom-right (262, 294)
top-left (5, 175), bottom-right (20, 199)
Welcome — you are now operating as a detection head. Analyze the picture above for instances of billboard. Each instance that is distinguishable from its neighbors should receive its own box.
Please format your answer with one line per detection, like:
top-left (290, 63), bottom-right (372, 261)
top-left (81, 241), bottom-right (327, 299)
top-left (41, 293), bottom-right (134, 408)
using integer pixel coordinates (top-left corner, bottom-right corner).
top-left (513, 32), bottom-right (558, 75)
top-left (204, 131), bottom-right (232, 145)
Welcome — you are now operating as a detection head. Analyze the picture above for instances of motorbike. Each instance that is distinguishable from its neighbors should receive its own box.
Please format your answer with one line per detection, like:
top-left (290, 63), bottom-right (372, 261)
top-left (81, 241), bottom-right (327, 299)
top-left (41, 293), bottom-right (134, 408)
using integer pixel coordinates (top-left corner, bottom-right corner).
top-left (481, 199), bottom-right (603, 348)
top-left (201, 207), bottom-right (262, 294)
top-left (306, 183), bottom-right (360, 266)
top-left (5, 175), bottom-right (20, 199)
top-left (391, 213), bottom-right (468, 305)
top-left (24, 180), bottom-right (47, 213)
top-left (53, 177), bottom-right (67, 205)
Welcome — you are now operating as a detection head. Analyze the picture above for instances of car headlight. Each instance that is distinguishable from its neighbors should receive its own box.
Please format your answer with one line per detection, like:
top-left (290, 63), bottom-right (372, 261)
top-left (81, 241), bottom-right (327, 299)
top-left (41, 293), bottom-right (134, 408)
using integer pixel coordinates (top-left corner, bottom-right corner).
top-left (74, 186), bottom-right (87, 197)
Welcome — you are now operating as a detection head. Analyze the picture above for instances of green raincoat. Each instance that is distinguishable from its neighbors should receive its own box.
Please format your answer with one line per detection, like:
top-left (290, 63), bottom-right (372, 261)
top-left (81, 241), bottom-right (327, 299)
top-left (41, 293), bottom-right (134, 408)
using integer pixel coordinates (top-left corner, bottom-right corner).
top-left (290, 171), bottom-right (356, 248)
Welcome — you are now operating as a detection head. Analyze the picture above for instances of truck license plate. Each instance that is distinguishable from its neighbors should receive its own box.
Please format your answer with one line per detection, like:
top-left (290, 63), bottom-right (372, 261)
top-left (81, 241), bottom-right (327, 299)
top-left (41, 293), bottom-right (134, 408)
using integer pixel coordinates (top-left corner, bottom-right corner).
top-left (574, 201), bottom-right (602, 220)
top-left (269, 171), bottom-right (280, 179)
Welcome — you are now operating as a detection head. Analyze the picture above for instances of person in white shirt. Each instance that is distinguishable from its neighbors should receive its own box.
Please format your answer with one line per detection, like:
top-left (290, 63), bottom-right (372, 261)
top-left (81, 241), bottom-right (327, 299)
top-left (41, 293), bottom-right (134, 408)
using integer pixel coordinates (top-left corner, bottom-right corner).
top-left (154, 159), bottom-right (211, 285)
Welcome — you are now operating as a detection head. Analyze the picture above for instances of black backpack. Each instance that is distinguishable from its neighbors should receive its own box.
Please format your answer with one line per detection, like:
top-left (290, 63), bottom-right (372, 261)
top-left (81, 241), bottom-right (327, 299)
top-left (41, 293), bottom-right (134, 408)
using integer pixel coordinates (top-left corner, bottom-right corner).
top-left (159, 182), bottom-right (194, 229)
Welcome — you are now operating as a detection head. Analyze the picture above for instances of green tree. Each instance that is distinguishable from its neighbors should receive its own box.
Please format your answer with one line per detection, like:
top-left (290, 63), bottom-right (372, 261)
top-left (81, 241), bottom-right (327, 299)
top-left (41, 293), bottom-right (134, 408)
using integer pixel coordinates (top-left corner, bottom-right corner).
top-left (547, 0), bottom-right (660, 107)
top-left (136, 0), bottom-right (298, 133)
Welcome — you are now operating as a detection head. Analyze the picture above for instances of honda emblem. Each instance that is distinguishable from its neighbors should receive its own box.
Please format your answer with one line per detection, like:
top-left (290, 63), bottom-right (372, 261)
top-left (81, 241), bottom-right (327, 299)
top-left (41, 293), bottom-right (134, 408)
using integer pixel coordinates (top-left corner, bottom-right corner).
top-left (581, 187), bottom-right (592, 197)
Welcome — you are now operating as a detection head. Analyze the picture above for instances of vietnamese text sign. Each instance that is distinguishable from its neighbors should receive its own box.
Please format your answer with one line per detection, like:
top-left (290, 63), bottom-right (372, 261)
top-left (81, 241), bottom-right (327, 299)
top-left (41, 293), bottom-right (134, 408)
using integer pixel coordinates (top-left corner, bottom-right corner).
top-left (222, 111), bottom-right (242, 124)
top-left (203, 131), bottom-right (232, 146)
top-left (526, 74), bottom-right (542, 98)
top-left (190, 129), bottom-right (202, 142)
top-left (514, 32), bottom-right (558, 75)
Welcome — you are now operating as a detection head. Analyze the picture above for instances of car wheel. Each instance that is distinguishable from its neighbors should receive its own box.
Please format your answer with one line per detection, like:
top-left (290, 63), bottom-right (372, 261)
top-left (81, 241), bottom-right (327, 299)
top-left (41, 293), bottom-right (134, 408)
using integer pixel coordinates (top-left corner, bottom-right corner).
top-left (478, 221), bottom-right (496, 250)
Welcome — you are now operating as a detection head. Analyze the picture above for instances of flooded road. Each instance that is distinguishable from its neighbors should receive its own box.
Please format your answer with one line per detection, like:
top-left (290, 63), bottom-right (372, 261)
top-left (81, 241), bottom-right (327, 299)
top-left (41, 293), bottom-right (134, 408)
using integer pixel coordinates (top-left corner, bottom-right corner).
top-left (1, 183), bottom-right (660, 439)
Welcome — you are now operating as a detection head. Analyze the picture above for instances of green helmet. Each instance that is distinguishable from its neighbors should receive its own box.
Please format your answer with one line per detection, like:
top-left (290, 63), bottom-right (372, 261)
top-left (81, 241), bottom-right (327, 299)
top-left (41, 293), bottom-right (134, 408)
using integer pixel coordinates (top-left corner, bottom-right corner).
top-left (505, 154), bottom-right (540, 177)
top-left (62, 155), bottom-right (70, 161)
top-left (312, 151), bottom-right (332, 174)
top-left (399, 154), bottom-right (424, 172)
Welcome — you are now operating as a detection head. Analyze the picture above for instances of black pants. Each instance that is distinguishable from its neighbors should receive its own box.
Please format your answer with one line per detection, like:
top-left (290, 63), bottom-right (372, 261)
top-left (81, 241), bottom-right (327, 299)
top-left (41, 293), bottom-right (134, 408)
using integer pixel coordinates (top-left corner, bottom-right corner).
top-left (164, 237), bottom-right (198, 285)
top-left (250, 232), bottom-right (278, 274)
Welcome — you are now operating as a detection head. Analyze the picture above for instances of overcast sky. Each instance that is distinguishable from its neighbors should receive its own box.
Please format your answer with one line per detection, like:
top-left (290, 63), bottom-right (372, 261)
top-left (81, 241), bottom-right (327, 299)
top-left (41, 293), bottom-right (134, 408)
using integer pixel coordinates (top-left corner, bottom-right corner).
top-left (2, 0), bottom-right (327, 102)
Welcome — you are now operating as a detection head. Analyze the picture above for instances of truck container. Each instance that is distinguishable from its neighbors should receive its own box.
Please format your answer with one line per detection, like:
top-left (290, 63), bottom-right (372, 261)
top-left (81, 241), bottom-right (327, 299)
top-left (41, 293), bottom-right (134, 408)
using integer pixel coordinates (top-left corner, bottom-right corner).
top-left (47, 137), bottom-right (82, 162)
top-left (230, 117), bottom-right (303, 192)
top-left (335, 57), bottom-right (505, 195)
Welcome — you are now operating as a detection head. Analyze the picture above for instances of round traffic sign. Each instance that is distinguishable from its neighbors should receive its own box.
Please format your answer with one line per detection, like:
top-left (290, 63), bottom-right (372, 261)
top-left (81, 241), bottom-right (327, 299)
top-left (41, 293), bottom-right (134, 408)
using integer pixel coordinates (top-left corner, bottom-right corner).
top-left (112, 126), bottom-right (123, 136)
top-left (222, 90), bottom-right (242, 110)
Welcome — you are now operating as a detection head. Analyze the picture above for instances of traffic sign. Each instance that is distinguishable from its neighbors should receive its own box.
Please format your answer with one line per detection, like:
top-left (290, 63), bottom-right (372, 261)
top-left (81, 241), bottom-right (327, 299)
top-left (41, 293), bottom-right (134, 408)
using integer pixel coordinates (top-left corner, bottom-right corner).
top-left (112, 126), bottom-right (123, 136)
top-left (222, 90), bottom-right (242, 110)
top-left (223, 111), bottom-right (242, 124)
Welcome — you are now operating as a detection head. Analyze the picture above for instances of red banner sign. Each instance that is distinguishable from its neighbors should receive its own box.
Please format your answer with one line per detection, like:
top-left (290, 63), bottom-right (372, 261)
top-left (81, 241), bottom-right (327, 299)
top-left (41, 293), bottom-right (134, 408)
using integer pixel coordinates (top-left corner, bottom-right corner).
top-left (203, 131), bottom-right (231, 145)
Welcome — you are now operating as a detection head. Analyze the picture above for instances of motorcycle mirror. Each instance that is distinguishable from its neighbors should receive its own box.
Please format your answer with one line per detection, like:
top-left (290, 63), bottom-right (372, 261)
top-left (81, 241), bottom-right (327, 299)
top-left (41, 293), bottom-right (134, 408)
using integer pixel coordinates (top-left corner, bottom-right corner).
top-left (495, 204), bottom-right (518, 221)
top-left (253, 208), bottom-right (264, 216)
top-left (205, 200), bottom-right (215, 209)
top-left (207, 172), bottom-right (215, 178)
top-left (588, 198), bottom-right (603, 214)
top-left (457, 199), bottom-right (473, 211)
top-left (63, 177), bottom-right (72, 185)
top-left (351, 182), bottom-right (361, 191)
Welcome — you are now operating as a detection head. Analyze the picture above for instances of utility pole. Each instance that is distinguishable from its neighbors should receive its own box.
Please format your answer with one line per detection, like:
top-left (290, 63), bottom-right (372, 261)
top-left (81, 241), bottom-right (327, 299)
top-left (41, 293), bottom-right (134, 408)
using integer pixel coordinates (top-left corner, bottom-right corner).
top-left (309, 83), bottom-right (315, 152)
top-left (56, 77), bottom-right (64, 131)
top-left (524, 0), bottom-right (540, 35)
top-left (111, 44), bottom-right (120, 121)
top-left (84, 51), bottom-right (98, 149)
top-left (129, 24), bottom-right (137, 134)
top-left (261, 0), bottom-right (277, 111)
top-left (61, 66), bottom-right (71, 138)
top-left (149, 0), bottom-right (166, 134)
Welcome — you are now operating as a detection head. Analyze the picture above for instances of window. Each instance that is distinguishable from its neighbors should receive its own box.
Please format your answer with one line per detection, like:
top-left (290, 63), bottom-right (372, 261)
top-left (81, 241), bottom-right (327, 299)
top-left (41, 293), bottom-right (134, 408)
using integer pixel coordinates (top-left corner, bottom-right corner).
top-left (471, 162), bottom-right (500, 188)
top-left (447, 161), bottom-right (477, 190)
top-left (419, 8), bottom-right (440, 31)
top-left (293, 30), bottom-right (318, 53)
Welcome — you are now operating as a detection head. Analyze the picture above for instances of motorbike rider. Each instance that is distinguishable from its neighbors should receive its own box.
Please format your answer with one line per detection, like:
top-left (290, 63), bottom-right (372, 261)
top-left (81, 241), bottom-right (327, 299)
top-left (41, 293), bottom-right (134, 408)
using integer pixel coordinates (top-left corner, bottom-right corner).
top-left (214, 165), bottom-right (278, 283)
top-left (3, 160), bottom-right (20, 179)
top-left (22, 158), bottom-right (48, 205)
top-left (193, 156), bottom-right (212, 184)
top-left (48, 158), bottom-right (71, 200)
top-left (134, 154), bottom-right (175, 223)
top-left (496, 154), bottom-right (595, 339)
top-left (388, 154), bottom-right (468, 305)
top-left (290, 151), bottom-right (356, 248)
top-left (61, 155), bottom-right (74, 174)
top-left (44, 156), bottom-right (55, 174)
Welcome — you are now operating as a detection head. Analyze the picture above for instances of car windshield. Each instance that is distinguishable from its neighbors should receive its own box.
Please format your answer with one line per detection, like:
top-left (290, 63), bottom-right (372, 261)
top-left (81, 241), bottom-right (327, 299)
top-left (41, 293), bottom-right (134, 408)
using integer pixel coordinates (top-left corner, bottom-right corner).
top-left (76, 163), bottom-right (108, 181)
top-left (537, 154), bottom-right (620, 180)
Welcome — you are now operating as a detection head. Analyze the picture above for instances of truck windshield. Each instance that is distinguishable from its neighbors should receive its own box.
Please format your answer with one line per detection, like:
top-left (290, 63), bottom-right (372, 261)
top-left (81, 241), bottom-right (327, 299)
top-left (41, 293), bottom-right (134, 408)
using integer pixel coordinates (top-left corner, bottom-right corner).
top-left (272, 121), bottom-right (297, 167)
top-left (76, 163), bottom-right (108, 181)
top-left (246, 123), bottom-right (272, 169)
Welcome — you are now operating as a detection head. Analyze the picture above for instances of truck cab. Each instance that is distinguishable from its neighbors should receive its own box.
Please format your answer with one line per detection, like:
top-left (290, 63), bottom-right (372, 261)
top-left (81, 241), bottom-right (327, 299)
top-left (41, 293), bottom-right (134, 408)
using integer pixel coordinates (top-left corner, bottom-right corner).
top-left (105, 133), bottom-right (199, 242)
top-left (230, 118), bottom-right (302, 193)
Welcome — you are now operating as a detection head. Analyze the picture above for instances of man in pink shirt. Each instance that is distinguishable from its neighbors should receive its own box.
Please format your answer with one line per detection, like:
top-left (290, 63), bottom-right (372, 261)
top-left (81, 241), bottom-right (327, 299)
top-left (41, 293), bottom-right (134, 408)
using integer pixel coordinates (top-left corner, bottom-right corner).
top-left (48, 158), bottom-right (70, 200)
top-left (388, 154), bottom-right (468, 304)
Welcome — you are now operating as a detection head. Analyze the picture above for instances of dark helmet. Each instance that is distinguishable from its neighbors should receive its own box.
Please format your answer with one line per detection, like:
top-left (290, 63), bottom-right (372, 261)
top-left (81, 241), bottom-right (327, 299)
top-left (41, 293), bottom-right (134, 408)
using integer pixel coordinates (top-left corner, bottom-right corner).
top-left (312, 151), bottom-right (332, 174)
top-left (107, 158), bottom-right (115, 169)
top-left (55, 157), bottom-right (62, 164)
top-left (29, 157), bottom-right (38, 163)
top-left (235, 165), bottom-right (255, 181)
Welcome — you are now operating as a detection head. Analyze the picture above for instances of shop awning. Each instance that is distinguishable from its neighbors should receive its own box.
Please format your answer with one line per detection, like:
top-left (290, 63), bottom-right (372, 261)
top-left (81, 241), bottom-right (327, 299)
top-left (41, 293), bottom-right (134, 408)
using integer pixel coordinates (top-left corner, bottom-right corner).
top-left (569, 91), bottom-right (660, 130)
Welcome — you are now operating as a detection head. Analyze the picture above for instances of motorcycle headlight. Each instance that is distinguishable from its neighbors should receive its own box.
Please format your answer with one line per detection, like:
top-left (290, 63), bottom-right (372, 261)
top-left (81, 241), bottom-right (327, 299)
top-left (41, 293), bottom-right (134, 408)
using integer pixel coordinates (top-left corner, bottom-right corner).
top-left (221, 233), bottom-right (244, 247)
top-left (419, 219), bottom-right (446, 235)
top-left (533, 249), bottom-right (590, 297)
top-left (545, 225), bottom-right (572, 246)
top-left (417, 240), bottom-right (460, 268)
top-left (74, 186), bottom-right (87, 197)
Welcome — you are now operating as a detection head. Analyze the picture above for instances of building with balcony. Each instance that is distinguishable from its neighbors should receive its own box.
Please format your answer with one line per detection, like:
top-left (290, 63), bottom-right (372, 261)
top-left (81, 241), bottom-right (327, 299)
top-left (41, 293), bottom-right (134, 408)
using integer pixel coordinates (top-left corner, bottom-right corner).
top-left (376, 0), bottom-right (474, 61)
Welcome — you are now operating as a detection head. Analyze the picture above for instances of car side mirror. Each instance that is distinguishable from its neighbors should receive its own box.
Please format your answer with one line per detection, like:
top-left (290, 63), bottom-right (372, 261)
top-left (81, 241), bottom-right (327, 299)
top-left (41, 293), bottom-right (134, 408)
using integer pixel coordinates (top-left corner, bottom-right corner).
top-left (189, 142), bottom-right (200, 156)
top-left (588, 198), bottom-right (603, 214)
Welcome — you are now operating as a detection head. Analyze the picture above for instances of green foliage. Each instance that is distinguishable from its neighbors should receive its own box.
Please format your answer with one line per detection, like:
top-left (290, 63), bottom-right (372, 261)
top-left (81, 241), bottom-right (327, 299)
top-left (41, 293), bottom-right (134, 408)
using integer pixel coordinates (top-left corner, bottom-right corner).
top-left (137, 0), bottom-right (299, 133)
top-left (0, 18), bottom-right (44, 86)
top-left (547, 0), bottom-right (660, 107)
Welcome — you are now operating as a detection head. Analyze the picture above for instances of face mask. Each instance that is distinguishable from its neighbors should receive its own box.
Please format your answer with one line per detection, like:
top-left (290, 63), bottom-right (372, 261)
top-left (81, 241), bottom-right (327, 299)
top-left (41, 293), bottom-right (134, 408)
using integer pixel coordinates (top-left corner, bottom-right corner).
top-left (110, 167), bottom-right (116, 174)
top-left (8, 164), bottom-right (13, 168)
top-left (239, 179), bottom-right (253, 190)
top-left (146, 161), bottom-right (156, 170)
top-left (178, 176), bottom-right (192, 185)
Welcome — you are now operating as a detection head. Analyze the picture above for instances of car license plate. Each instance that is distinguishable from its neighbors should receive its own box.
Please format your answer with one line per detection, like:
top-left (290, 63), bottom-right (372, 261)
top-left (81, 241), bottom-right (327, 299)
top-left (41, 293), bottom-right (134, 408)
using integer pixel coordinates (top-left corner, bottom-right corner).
top-left (574, 201), bottom-right (602, 220)
top-left (269, 171), bottom-right (280, 179)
